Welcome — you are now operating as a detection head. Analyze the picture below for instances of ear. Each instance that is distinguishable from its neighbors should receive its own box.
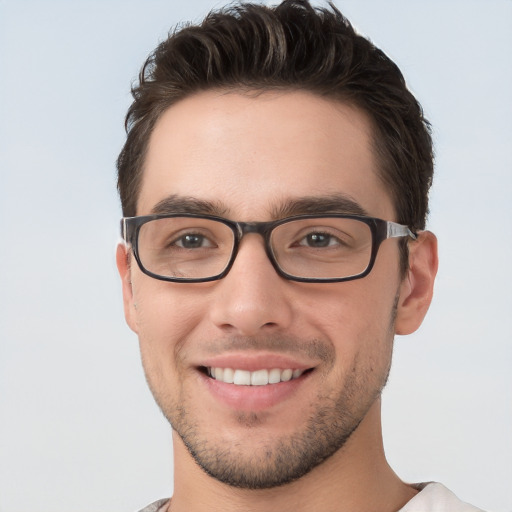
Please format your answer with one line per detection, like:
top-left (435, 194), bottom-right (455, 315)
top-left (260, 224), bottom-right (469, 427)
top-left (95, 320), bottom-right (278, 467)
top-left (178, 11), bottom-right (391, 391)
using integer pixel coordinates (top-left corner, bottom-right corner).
top-left (395, 231), bottom-right (438, 335)
top-left (116, 242), bottom-right (139, 334)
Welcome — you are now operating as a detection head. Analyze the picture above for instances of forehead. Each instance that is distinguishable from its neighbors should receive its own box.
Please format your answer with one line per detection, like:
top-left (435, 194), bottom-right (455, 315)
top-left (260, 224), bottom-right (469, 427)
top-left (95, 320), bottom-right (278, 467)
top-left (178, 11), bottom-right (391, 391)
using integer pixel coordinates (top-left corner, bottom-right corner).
top-left (138, 89), bottom-right (395, 220)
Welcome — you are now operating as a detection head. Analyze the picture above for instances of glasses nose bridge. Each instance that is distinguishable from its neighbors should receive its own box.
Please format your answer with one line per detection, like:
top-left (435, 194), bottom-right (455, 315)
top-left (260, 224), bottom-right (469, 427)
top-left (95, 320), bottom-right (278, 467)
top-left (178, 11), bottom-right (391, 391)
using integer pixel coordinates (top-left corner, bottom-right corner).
top-left (232, 221), bottom-right (276, 269)
top-left (228, 220), bottom-right (281, 280)
top-left (235, 220), bottom-right (274, 241)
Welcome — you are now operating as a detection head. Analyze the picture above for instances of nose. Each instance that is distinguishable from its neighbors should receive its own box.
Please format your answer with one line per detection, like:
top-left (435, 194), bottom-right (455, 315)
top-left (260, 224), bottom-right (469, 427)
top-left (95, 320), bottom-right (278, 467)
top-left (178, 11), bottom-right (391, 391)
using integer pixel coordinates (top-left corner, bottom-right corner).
top-left (209, 235), bottom-right (294, 336)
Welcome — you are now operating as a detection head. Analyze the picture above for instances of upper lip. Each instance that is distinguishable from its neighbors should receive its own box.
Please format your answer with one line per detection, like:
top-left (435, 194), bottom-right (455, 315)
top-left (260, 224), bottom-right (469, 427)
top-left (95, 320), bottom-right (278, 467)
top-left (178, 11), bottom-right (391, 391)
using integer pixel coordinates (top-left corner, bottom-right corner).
top-left (198, 352), bottom-right (316, 372)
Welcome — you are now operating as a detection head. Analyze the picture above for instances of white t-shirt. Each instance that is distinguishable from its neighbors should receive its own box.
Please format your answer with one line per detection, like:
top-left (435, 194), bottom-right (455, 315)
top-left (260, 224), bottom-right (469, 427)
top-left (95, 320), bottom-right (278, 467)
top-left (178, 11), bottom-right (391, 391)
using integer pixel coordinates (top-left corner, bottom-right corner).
top-left (138, 482), bottom-right (485, 512)
top-left (399, 483), bottom-right (485, 512)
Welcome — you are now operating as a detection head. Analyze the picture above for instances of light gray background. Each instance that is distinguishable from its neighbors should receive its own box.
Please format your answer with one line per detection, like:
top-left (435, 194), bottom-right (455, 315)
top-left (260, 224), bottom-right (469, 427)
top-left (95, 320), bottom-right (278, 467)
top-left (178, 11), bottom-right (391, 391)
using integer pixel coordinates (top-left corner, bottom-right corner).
top-left (1, 1), bottom-right (511, 511)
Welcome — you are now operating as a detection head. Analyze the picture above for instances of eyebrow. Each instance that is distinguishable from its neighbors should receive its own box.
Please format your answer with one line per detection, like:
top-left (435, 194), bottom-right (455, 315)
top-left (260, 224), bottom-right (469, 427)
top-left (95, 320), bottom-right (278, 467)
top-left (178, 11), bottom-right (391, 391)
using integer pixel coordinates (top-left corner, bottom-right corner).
top-left (150, 193), bottom-right (368, 219)
top-left (151, 195), bottom-right (228, 216)
top-left (271, 194), bottom-right (369, 218)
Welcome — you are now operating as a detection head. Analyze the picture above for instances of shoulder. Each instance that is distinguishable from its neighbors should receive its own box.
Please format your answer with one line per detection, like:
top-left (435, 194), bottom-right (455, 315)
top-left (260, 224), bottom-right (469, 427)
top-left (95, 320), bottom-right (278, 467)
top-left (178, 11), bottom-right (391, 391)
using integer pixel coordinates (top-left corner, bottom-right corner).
top-left (399, 483), bottom-right (485, 512)
top-left (137, 498), bottom-right (170, 512)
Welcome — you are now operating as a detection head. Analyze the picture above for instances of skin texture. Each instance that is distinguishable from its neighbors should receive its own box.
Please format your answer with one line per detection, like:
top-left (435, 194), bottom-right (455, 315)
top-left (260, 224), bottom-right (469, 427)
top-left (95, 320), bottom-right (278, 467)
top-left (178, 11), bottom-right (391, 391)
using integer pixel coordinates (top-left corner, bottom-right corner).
top-left (117, 90), bottom-right (438, 512)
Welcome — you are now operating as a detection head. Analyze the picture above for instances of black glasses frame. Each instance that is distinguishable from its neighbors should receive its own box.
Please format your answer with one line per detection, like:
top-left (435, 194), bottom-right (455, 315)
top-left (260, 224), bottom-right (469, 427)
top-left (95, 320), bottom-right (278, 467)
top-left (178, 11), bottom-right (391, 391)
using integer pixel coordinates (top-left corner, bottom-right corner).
top-left (121, 213), bottom-right (416, 283)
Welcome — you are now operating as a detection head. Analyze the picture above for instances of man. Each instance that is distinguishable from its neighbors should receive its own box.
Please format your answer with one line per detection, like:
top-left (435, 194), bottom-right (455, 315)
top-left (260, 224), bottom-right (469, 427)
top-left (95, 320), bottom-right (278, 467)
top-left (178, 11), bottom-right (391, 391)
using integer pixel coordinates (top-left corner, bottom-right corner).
top-left (115, 1), bottom-right (482, 511)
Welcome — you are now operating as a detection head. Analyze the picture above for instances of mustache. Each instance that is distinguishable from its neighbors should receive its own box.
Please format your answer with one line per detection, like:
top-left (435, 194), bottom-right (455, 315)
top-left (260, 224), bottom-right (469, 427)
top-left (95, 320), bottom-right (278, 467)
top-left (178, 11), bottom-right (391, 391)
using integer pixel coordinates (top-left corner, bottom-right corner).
top-left (197, 335), bottom-right (334, 363)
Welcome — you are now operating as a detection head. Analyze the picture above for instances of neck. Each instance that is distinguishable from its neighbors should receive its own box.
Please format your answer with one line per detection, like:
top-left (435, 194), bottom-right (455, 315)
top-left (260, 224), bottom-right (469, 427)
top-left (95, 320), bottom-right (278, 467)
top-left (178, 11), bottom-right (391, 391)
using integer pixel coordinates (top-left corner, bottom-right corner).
top-left (169, 400), bottom-right (417, 512)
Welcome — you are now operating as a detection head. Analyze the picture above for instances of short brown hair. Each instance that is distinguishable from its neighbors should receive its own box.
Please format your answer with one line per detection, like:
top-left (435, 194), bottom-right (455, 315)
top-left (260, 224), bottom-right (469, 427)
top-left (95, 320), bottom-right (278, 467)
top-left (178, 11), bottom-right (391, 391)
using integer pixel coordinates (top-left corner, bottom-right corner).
top-left (117, 0), bottom-right (433, 242)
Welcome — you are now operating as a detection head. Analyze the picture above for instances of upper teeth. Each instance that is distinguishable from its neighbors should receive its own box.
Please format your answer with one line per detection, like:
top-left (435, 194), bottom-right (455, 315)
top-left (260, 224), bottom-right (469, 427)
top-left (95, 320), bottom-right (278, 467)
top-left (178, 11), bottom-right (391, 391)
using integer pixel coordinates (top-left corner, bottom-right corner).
top-left (208, 367), bottom-right (304, 385)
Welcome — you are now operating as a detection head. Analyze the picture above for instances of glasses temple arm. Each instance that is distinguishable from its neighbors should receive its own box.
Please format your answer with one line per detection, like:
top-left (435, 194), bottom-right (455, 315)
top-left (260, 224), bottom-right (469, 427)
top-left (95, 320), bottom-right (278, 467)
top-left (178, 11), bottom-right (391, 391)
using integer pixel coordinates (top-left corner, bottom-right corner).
top-left (386, 221), bottom-right (417, 240)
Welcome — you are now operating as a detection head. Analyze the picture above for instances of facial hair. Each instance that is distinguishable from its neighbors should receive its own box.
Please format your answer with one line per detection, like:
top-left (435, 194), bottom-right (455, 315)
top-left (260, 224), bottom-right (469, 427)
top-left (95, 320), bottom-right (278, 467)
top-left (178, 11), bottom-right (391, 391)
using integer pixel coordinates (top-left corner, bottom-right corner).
top-left (144, 296), bottom-right (398, 489)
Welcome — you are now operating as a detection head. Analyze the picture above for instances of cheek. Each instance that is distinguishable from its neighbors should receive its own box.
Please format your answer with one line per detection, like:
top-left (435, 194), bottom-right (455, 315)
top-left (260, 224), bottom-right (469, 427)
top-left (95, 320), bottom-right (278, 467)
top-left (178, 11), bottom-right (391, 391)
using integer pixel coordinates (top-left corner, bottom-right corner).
top-left (132, 279), bottom-right (207, 372)
top-left (298, 283), bottom-right (397, 375)
top-left (301, 281), bottom-right (396, 336)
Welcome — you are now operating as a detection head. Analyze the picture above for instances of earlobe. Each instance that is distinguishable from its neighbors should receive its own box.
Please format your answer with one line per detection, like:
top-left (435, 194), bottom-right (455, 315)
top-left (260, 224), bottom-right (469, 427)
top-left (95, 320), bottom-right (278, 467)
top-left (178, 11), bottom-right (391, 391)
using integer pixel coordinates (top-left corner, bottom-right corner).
top-left (116, 242), bottom-right (139, 334)
top-left (395, 231), bottom-right (438, 335)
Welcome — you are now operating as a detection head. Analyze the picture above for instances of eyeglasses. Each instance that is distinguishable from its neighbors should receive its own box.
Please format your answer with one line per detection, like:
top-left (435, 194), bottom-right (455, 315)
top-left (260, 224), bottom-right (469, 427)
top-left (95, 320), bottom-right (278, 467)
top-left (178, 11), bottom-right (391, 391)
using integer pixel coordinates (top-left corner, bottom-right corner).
top-left (121, 214), bottom-right (416, 283)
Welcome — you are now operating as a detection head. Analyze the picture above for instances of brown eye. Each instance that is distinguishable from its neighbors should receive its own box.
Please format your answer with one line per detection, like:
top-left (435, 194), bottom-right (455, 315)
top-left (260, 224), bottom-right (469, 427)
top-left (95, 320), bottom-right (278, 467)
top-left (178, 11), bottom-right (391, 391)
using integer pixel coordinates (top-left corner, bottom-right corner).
top-left (298, 232), bottom-right (342, 248)
top-left (171, 232), bottom-right (217, 249)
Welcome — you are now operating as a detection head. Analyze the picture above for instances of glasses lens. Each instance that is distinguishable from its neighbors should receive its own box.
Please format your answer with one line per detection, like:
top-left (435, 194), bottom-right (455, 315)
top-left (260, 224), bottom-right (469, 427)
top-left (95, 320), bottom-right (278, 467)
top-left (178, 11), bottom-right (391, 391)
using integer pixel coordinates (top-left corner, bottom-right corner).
top-left (271, 217), bottom-right (373, 280)
top-left (137, 217), bottom-right (235, 280)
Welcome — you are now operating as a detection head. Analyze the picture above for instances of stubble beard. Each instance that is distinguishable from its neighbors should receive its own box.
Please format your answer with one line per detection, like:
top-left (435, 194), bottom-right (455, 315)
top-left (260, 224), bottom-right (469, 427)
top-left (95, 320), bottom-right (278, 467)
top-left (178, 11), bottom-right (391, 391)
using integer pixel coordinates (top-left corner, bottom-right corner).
top-left (145, 297), bottom-right (398, 490)
top-left (172, 370), bottom-right (388, 489)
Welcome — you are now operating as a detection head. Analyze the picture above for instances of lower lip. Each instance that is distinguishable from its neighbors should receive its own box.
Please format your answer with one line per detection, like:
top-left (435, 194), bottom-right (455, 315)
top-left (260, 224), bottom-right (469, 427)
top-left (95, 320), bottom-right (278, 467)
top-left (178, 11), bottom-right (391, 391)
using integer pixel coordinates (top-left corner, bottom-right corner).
top-left (201, 371), bottom-right (310, 411)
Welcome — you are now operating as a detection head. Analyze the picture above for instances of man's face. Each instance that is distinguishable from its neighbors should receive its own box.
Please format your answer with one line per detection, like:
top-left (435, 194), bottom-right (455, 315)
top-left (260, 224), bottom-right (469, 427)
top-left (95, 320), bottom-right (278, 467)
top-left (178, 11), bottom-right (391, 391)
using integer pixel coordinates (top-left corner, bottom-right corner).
top-left (119, 90), bottom-right (410, 488)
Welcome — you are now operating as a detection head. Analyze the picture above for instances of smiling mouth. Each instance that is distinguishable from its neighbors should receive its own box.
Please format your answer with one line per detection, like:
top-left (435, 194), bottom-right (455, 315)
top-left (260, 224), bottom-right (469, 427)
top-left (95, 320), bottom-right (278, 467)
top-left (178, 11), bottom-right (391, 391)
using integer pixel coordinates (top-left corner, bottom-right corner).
top-left (202, 367), bottom-right (312, 386)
